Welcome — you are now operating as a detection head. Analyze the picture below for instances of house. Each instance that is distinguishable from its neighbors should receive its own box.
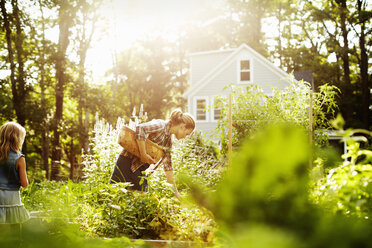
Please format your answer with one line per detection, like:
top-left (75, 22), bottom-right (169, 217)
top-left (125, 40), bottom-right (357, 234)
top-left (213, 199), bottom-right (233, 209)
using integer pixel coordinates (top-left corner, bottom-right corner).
top-left (183, 43), bottom-right (293, 134)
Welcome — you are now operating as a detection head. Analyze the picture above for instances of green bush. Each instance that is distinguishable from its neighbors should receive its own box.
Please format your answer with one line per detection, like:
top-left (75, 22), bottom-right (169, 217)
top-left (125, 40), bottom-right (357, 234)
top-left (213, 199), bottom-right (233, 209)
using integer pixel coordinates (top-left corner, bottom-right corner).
top-left (0, 218), bottom-right (145, 248)
top-left (82, 116), bottom-right (124, 184)
top-left (311, 116), bottom-right (372, 218)
top-left (189, 124), bottom-right (372, 247)
top-left (212, 79), bottom-right (339, 154)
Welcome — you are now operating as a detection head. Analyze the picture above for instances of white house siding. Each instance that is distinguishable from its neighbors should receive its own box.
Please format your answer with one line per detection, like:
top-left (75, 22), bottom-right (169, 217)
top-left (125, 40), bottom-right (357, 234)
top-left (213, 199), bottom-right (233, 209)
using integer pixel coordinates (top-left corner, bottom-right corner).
top-left (190, 51), bottom-right (233, 87)
top-left (195, 122), bottom-right (219, 137)
top-left (252, 57), bottom-right (290, 93)
top-left (188, 45), bottom-right (292, 135)
top-left (196, 62), bottom-right (237, 96)
top-left (191, 62), bottom-right (236, 134)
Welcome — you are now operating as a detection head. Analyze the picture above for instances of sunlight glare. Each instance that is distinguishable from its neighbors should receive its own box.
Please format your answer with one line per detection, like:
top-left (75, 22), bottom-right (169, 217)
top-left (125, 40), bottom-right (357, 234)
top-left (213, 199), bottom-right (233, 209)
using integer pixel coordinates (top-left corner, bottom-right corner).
top-left (87, 0), bottom-right (214, 83)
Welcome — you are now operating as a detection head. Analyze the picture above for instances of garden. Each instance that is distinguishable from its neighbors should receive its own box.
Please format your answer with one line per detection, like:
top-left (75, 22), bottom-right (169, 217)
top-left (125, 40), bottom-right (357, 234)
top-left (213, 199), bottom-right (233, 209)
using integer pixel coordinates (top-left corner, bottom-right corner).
top-left (0, 1), bottom-right (370, 247)
top-left (2, 80), bottom-right (370, 247)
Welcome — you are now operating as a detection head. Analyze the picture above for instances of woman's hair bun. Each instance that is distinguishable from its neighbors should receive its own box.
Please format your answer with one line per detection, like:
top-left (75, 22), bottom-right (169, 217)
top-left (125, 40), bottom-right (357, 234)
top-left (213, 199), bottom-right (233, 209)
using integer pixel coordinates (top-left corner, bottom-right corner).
top-left (169, 109), bottom-right (183, 125)
top-left (169, 109), bottom-right (195, 130)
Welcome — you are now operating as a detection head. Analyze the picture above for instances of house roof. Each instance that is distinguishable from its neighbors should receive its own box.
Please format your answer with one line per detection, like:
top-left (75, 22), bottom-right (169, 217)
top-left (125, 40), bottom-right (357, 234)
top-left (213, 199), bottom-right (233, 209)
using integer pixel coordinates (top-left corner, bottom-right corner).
top-left (183, 43), bottom-right (291, 98)
top-left (187, 48), bottom-right (235, 57)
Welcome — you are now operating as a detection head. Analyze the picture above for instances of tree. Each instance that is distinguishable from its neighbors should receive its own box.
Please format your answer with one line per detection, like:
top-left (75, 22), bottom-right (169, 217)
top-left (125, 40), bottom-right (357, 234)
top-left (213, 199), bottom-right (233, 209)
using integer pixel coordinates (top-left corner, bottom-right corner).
top-left (74, 0), bottom-right (101, 154)
top-left (64, 0), bottom-right (103, 179)
top-left (31, 0), bottom-right (57, 180)
top-left (306, 0), bottom-right (370, 128)
top-left (227, 0), bottom-right (272, 55)
top-left (0, 0), bottom-right (31, 127)
top-left (354, 0), bottom-right (371, 129)
top-left (51, 1), bottom-right (78, 181)
top-left (113, 38), bottom-right (173, 120)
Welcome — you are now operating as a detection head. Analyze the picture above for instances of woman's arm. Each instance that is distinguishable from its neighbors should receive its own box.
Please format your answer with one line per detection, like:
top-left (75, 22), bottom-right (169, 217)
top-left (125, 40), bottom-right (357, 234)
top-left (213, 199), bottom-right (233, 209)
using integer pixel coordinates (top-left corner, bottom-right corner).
top-left (136, 120), bottom-right (165, 142)
top-left (16, 156), bottom-right (28, 188)
top-left (135, 120), bottom-right (165, 164)
top-left (165, 170), bottom-right (181, 201)
top-left (136, 139), bottom-right (156, 164)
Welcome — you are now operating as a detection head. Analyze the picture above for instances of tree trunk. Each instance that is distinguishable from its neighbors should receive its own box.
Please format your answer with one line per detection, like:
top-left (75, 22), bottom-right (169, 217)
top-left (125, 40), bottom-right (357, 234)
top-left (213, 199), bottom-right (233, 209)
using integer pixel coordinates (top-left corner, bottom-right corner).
top-left (51, 2), bottom-right (76, 181)
top-left (0, 0), bottom-right (17, 117)
top-left (357, 0), bottom-right (370, 129)
top-left (42, 123), bottom-right (50, 179)
top-left (339, 0), bottom-right (352, 123)
top-left (38, 0), bottom-right (50, 179)
top-left (69, 137), bottom-right (75, 180)
top-left (277, 1), bottom-right (283, 67)
top-left (11, 0), bottom-right (27, 127)
top-left (77, 1), bottom-right (98, 154)
top-left (78, 38), bottom-right (88, 154)
top-left (84, 107), bottom-right (89, 152)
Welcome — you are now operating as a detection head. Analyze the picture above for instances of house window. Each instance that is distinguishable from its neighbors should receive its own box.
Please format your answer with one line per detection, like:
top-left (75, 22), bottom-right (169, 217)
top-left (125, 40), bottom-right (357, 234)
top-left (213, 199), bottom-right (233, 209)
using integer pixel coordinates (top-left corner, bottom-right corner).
top-left (212, 97), bottom-right (223, 121)
top-left (240, 60), bottom-right (251, 82)
top-left (196, 98), bottom-right (207, 121)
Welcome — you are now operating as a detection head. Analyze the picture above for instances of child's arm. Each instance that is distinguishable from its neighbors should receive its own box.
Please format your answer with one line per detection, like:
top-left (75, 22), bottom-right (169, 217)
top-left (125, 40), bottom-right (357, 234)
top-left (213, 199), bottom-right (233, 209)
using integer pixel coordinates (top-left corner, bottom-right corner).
top-left (16, 156), bottom-right (29, 188)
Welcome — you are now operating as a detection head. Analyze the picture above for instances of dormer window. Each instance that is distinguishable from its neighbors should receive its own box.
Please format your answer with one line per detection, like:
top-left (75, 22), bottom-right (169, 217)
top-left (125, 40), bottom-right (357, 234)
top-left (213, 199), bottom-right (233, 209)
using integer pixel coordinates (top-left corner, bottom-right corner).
top-left (240, 60), bottom-right (251, 82)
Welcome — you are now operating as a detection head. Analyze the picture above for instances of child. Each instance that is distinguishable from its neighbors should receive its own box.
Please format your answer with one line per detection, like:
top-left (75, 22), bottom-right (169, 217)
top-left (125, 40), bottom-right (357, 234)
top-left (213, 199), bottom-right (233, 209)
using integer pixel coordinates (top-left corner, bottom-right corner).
top-left (0, 122), bottom-right (30, 226)
top-left (109, 109), bottom-right (195, 200)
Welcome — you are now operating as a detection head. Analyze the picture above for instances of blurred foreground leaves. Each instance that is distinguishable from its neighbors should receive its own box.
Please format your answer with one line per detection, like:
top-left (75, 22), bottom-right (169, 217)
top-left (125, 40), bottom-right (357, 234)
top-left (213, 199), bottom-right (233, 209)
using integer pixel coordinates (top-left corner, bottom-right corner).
top-left (0, 218), bottom-right (145, 248)
top-left (185, 124), bottom-right (372, 248)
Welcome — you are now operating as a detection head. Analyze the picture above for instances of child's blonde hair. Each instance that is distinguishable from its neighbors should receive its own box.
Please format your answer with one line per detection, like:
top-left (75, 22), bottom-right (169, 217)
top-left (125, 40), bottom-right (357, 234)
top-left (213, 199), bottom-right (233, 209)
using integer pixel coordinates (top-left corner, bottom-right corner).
top-left (0, 122), bottom-right (26, 161)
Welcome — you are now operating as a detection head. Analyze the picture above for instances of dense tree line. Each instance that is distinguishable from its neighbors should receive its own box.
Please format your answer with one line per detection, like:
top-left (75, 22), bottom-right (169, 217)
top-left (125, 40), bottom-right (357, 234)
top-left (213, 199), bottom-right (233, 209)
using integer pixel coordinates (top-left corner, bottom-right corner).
top-left (0, 0), bottom-right (370, 181)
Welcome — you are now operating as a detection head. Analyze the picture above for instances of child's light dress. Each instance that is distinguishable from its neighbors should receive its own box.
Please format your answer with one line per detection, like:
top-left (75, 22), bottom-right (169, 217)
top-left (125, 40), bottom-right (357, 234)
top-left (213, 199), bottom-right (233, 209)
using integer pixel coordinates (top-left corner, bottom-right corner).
top-left (0, 150), bottom-right (30, 224)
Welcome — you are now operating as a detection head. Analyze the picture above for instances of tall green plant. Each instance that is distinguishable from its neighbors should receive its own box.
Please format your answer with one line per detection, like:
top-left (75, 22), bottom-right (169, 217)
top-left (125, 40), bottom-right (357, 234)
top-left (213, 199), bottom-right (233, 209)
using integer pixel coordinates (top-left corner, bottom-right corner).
top-left (189, 123), bottom-right (372, 247)
top-left (82, 114), bottom-right (124, 184)
top-left (212, 78), bottom-right (339, 154)
top-left (311, 115), bottom-right (372, 218)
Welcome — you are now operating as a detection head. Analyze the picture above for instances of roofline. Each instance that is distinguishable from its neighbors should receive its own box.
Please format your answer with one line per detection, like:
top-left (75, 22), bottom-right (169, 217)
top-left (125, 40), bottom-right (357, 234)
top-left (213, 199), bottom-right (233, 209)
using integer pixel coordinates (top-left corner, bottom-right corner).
top-left (183, 43), bottom-right (291, 98)
top-left (183, 45), bottom-right (243, 97)
top-left (187, 48), bottom-right (235, 57)
top-left (240, 43), bottom-right (289, 78)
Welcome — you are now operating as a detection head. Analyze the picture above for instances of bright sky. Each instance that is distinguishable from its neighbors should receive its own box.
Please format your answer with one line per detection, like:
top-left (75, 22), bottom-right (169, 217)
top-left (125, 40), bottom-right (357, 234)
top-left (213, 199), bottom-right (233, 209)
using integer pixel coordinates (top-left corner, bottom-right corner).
top-left (86, 0), bottom-right (223, 84)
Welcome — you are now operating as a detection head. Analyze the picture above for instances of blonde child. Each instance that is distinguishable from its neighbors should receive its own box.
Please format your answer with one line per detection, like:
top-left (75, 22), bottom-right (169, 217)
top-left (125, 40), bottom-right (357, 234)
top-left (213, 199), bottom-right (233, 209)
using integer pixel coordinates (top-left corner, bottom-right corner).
top-left (0, 122), bottom-right (30, 226)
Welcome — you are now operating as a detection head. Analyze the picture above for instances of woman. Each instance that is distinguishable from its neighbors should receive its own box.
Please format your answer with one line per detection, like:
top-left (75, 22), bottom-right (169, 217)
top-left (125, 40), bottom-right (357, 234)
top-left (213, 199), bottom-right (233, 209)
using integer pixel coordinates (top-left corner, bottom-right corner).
top-left (109, 109), bottom-right (195, 200)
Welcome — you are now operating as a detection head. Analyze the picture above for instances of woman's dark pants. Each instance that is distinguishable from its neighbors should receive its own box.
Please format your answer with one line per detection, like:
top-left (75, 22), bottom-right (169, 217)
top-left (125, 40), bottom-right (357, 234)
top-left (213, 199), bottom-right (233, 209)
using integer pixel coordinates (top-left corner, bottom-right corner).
top-left (109, 155), bottom-right (149, 191)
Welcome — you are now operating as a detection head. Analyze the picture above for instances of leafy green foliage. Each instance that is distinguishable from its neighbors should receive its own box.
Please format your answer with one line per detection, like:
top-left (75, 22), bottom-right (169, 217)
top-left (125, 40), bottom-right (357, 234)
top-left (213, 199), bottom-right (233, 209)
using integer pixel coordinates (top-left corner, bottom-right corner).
top-left (311, 115), bottom-right (372, 218)
top-left (23, 116), bottom-right (220, 243)
top-left (82, 115), bottom-right (124, 184)
top-left (190, 124), bottom-right (372, 247)
top-left (172, 132), bottom-right (224, 190)
top-left (21, 114), bottom-right (372, 246)
top-left (1, 218), bottom-right (145, 248)
top-left (208, 124), bottom-right (311, 228)
top-left (213, 78), bottom-right (339, 154)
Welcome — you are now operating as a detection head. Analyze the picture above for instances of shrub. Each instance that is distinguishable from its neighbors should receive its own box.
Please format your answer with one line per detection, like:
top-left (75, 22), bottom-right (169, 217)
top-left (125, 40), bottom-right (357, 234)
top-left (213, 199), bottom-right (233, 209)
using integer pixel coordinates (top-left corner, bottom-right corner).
top-left (212, 78), bottom-right (339, 154)
top-left (311, 115), bottom-right (372, 218)
top-left (190, 123), bottom-right (372, 247)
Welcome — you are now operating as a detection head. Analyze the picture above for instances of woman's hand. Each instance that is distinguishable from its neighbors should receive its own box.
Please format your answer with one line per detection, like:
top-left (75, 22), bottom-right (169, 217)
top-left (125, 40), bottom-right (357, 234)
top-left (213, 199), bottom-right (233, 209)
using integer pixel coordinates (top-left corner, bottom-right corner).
top-left (165, 170), bottom-right (182, 201)
top-left (141, 153), bottom-right (156, 165)
top-left (145, 163), bottom-right (157, 176)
